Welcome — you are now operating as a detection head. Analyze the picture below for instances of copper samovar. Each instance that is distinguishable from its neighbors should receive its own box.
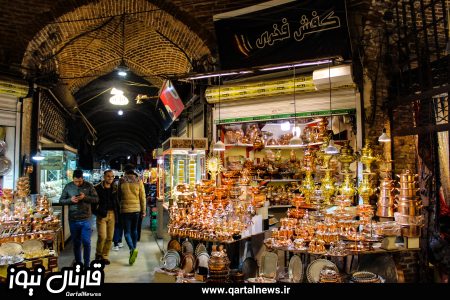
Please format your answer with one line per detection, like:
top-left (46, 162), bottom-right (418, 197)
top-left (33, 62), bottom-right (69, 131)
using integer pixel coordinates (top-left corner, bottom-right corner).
top-left (359, 139), bottom-right (381, 174)
top-left (299, 147), bottom-right (316, 204)
top-left (337, 140), bottom-right (357, 201)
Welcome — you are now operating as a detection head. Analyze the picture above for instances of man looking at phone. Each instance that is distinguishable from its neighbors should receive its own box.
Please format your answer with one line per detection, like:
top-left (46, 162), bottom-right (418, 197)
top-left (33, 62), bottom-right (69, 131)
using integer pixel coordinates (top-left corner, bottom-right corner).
top-left (60, 169), bottom-right (99, 267)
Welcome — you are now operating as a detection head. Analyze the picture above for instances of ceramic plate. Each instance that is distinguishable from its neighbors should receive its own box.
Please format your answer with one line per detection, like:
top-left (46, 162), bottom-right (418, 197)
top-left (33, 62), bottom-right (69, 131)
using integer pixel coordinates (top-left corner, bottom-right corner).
top-left (181, 253), bottom-right (195, 273)
top-left (195, 243), bottom-right (207, 256)
top-left (0, 140), bottom-right (6, 155)
top-left (181, 239), bottom-right (194, 254)
top-left (0, 242), bottom-right (23, 256)
top-left (196, 252), bottom-right (210, 269)
top-left (288, 255), bottom-right (303, 283)
top-left (167, 239), bottom-right (181, 253)
top-left (163, 251), bottom-right (180, 271)
top-left (167, 250), bottom-right (180, 264)
top-left (22, 239), bottom-right (44, 254)
top-left (259, 251), bottom-right (278, 279)
top-left (0, 156), bottom-right (12, 176)
top-left (306, 259), bottom-right (338, 283)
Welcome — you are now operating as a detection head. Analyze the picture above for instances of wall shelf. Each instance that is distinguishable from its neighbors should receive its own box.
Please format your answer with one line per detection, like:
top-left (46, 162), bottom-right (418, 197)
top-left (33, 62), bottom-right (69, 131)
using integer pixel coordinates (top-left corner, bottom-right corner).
top-left (257, 179), bottom-right (301, 182)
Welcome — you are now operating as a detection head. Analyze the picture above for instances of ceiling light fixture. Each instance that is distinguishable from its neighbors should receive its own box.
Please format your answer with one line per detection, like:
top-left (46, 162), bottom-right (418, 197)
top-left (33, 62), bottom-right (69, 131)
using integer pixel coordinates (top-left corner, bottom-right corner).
top-left (378, 128), bottom-right (391, 142)
top-left (117, 62), bottom-right (129, 77)
top-left (188, 83), bottom-right (197, 157)
top-left (32, 146), bottom-right (45, 161)
top-left (118, 110), bottom-right (124, 116)
top-left (116, 14), bottom-right (129, 77)
top-left (213, 76), bottom-right (226, 152)
top-left (324, 62), bottom-right (339, 155)
top-left (289, 66), bottom-right (303, 146)
top-left (109, 88), bottom-right (129, 105)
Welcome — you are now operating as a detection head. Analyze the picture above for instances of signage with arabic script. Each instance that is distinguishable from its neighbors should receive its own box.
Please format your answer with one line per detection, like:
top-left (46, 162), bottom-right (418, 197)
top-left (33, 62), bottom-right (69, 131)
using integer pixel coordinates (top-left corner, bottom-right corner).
top-left (214, 0), bottom-right (351, 70)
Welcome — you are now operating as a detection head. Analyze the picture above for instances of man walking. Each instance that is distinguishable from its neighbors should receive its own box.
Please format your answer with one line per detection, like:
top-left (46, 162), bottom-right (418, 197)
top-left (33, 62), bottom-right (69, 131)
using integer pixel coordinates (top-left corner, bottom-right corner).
top-left (60, 169), bottom-right (98, 267)
top-left (94, 170), bottom-right (119, 265)
top-left (118, 165), bottom-right (145, 265)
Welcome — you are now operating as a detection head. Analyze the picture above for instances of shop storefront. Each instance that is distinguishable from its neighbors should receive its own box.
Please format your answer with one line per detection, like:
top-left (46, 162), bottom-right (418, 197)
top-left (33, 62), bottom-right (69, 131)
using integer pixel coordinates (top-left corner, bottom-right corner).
top-left (157, 60), bottom-right (424, 283)
top-left (0, 81), bottom-right (62, 281)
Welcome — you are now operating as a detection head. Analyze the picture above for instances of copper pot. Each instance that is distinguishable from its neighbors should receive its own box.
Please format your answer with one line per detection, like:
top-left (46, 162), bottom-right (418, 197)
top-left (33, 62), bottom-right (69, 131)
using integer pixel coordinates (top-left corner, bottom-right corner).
top-left (379, 179), bottom-right (395, 187)
top-left (399, 182), bottom-right (418, 189)
top-left (376, 205), bottom-right (394, 217)
top-left (377, 196), bottom-right (395, 206)
top-left (394, 213), bottom-right (424, 226)
top-left (395, 198), bottom-right (422, 205)
top-left (395, 201), bottom-right (423, 216)
top-left (396, 170), bottom-right (418, 182)
top-left (379, 189), bottom-right (395, 198)
top-left (401, 225), bottom-right (422, 237)
top-left (395, 188), bottom-right (420, 197)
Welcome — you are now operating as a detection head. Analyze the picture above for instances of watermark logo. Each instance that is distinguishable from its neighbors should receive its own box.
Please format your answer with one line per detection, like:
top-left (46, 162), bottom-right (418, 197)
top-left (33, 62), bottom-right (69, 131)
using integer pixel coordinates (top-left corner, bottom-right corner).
top-left (7, 260), bottom-right (105, 296)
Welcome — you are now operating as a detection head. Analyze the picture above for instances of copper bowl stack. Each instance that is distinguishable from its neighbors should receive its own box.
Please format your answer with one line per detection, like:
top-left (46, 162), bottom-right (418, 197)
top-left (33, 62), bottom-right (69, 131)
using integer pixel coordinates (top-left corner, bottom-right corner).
top-left (207, 249), bottom-right (230, 283)
top-left (319, 266), bottom-right (340, 283)
top-left (376, 178), bottom-right (395, 217)
top-left (16, 177), bottom-right (30, 198)
top-left (394, 170), bottom-right (423, 237)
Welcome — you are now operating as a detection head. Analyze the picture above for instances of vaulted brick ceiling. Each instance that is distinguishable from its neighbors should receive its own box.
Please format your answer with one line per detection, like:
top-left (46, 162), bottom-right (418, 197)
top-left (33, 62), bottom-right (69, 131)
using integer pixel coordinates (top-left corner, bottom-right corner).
top-left (1, 0), bottom-right (267, 90)
top-left (0, 0), bottom-right (267, 161)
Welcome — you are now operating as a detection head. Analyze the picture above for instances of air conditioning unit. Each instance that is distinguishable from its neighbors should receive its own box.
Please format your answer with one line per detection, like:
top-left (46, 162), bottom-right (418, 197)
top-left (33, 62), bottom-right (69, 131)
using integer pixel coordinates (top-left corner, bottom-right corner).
top-left (312, 65), bottom-right (353, 90)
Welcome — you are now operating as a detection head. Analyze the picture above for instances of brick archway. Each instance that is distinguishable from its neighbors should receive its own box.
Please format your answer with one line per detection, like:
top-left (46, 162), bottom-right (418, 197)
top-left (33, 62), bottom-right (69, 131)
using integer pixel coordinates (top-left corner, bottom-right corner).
top-left (21, 0), bottom-right (211, 92)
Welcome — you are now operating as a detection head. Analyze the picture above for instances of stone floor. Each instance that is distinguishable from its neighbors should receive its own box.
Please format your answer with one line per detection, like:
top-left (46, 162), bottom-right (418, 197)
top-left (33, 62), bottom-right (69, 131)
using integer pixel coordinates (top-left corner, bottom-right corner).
top-left (57, 216), bottom-right (171, 283)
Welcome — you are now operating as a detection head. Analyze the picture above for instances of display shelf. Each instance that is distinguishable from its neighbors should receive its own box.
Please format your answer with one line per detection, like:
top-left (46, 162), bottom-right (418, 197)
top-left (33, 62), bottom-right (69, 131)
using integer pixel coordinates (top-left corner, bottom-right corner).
top-left (268, 205), bottom-right (293, 209)
top-left (224, 142), bottom-right (324, 149)
top-left (265, 141), bottom-right (324, 149)
top-left (256, 179), bottom-right (301, 182)
top-left (224, 143), bottom-right (254, 147)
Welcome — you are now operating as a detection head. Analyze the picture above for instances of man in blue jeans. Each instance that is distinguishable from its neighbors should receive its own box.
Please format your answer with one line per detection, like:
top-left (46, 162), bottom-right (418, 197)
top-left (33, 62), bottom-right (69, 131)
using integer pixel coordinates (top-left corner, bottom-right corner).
top-left (60, 169), bottom-right (99, 267)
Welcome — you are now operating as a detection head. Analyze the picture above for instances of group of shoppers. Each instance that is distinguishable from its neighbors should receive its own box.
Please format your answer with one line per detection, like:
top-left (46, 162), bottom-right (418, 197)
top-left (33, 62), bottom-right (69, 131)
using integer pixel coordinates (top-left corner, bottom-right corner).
top-left (59, 165), bottom-right (146, 267)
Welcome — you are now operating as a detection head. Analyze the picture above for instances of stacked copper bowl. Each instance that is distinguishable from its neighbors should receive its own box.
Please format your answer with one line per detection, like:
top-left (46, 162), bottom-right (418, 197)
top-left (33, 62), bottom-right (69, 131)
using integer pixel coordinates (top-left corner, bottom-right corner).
top-left (16, 177), bottom-right (30, 198)
top-left (376, 178), bottom-right (395, 217)
top-left (394, 170), bottom-right (423, 237)
top-left (207, 246), bottom-right (230, 283)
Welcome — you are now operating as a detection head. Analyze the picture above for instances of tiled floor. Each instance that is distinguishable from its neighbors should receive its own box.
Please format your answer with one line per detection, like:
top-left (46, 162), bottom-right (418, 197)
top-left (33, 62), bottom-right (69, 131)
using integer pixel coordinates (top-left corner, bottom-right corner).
top-left (58, 217), bottom-right (170, 283)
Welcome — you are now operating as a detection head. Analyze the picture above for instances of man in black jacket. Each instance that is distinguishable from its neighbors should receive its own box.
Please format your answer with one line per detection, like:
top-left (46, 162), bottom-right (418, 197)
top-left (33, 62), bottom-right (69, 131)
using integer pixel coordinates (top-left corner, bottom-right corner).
top-left (93, 170), bottom-right (120, 265)
top-left (60, 169), bottom-right (98, 267)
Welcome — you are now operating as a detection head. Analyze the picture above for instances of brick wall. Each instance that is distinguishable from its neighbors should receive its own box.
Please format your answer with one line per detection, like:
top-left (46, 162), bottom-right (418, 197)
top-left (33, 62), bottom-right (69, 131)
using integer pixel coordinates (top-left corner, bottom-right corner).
top-left (348, 0), bottom-right (441, 174)
top-left (394, 251), bottom-right (420, 283)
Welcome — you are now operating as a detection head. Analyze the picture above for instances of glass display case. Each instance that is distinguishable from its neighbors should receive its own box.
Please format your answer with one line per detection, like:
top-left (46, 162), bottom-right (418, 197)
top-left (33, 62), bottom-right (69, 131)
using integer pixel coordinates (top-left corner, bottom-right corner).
top-left (161, 137), bottom-right (208, 204)
top-left (39, 144), bottom-right (78, 204)
top-left (38, 144), bottom-right (77, 244)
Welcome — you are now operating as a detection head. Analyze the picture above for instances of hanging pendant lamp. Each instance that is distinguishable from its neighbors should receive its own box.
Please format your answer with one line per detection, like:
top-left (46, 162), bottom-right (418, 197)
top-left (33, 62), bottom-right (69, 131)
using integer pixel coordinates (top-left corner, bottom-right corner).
top-left (213, 76), bottom-right (225, 151)
top-left (324, 62), bottom-right (339, 155)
